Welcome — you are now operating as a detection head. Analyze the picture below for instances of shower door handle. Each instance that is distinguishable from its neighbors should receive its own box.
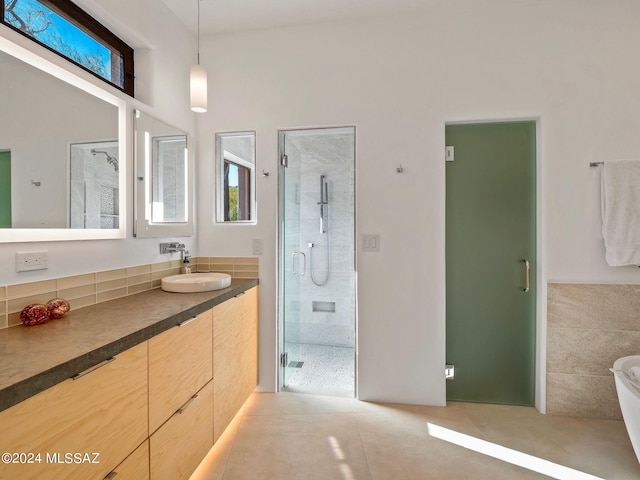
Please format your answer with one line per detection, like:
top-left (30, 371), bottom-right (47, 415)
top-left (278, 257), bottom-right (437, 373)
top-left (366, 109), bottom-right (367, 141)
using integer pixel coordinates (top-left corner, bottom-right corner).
top-left (291, 252), bottom-right (306, 276)
top-left (522, 259), bottom-right (530, 293)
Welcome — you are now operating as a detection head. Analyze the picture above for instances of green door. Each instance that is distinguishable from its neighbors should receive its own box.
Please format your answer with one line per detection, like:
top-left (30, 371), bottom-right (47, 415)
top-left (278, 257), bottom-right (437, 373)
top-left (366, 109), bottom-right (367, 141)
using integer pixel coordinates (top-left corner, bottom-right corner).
top-left (446, 121), bottom-right (536, 406)
top-left (0, 151), bottom-right (11, 228)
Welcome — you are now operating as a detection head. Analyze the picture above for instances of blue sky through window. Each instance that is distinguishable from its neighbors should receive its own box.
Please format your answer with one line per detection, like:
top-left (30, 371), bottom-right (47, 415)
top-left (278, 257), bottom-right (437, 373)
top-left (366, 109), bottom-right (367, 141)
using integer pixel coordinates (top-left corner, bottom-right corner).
top-left (228, 164), bottom-right (239, 187)
top-left (4, 0), bottom-right (112, 81)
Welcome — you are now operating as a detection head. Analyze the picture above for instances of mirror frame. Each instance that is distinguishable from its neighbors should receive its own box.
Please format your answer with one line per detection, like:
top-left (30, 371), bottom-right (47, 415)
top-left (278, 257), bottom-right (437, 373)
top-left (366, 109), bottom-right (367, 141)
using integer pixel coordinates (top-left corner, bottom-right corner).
top-left (133, 110), bottom-right (194, 238)
top-left (215, 131), bottom-right (257, 224)
top-left (0, 31), bottom-right (127, 242)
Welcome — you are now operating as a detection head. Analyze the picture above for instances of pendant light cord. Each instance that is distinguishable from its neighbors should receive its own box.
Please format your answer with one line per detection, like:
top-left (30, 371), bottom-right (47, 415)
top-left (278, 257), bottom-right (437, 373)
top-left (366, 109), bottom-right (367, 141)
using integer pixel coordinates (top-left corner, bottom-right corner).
top-left (196, 0), bottom-right (201, 65)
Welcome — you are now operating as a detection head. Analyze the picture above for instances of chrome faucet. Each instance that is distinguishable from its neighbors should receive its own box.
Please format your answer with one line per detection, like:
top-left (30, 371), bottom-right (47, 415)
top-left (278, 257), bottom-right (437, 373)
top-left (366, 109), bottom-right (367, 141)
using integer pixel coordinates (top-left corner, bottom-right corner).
top-left (160, 242), bottom-right (189, 261)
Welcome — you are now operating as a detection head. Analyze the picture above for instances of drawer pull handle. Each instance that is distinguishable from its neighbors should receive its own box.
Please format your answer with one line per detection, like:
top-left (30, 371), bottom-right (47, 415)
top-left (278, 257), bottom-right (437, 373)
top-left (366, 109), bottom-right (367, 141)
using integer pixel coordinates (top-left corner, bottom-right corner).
top-left (178, 316), bottom-right (198, 327)
top-left (234, 292), bottom-right (245, 298)
top-left (177, 393), bottom-right (199, 414)
top-left (72, 357), bottom-right (116, 380)
top-left (104, 472), bottom-right (118, 479)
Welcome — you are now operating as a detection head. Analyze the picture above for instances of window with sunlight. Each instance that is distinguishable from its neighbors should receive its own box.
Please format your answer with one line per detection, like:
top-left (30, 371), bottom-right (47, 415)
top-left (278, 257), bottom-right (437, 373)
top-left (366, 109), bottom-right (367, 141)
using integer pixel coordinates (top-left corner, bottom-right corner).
top-left (223, 160), bottom-right (251, 222)
top-left (2, 0), bottom-right (134, 95)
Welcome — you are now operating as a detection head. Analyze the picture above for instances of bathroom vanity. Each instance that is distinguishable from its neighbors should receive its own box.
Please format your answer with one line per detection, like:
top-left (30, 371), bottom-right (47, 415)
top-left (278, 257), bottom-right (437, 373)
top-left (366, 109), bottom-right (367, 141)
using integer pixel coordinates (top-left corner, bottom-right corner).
top-left (0, 279), bottom-right (258, 480)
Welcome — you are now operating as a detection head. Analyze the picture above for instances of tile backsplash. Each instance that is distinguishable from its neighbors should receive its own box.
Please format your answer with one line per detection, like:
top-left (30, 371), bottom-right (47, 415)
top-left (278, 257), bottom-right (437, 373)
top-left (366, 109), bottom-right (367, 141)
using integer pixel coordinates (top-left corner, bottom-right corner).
top-left (0, 257), bottom-right (258, 330)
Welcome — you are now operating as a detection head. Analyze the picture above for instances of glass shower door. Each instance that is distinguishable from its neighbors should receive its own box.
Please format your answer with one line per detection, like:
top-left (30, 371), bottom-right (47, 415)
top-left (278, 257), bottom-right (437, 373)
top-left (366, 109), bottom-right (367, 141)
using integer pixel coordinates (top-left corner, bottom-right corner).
top-left (279, 127), bottom-right (356, 396)
top-left (279, 132), bottom-right (302, 388)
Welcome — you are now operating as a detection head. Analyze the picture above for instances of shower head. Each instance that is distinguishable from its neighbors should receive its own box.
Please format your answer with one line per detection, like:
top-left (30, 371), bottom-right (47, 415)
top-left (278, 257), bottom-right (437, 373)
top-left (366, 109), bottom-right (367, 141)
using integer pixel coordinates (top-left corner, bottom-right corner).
top-left (91, 149), bottom-right (119, 173)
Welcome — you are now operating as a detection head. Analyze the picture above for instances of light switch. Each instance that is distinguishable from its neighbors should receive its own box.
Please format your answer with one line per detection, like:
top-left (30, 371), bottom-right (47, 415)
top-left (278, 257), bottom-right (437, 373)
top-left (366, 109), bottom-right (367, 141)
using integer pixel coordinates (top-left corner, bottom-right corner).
top-left (362, 234), bottom-right (380, 252)
top-left (252, 238), bottom-right (264, 255)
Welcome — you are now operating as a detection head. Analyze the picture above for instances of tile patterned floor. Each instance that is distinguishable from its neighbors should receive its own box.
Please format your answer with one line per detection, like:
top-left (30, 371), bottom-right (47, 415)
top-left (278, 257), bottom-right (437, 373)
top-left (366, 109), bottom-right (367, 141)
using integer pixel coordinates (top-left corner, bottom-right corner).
top-left (191, 392), bottom-right (640, 480)
top-left (283, 343), bottom-right (355, 397)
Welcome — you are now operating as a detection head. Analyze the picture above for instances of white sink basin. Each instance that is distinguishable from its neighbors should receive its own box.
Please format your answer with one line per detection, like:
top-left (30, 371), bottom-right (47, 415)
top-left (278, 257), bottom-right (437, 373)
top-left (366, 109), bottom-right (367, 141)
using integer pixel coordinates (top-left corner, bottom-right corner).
top-left (161, 272), bottom-right (232, 293)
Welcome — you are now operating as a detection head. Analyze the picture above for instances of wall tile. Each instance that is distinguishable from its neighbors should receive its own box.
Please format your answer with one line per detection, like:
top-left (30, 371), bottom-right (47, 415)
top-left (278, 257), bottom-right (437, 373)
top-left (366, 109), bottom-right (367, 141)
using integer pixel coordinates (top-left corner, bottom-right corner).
top-left (0, 257), bottom-right (258, 330)
top-left (548, 283), bottom-right (640, 331)
top-left (126, 265), bottom-right (151, 277)
top-left (547, 373), bottom-right (621, 420)
top-left (128, 282), bottom-right (152, 295)
top-left (97, 268), bottom-right (126, 283)
top-left (97, 288), bottom-right (127, 303)
top-left (548, 327), bottom-right (640, 376)
top-left (547, 282), bottom-right (640, 421)
top-left (69, 294), bottom-right (97, 310)
top-left (58, 273), bottom-right (95, 290)
top-left (127, 273), bottom-right (151, 287)
top-left (7, 280), bottom-right (57, 299)
top-left (151, 261), bottom-right (174, 272)
top-left (8, 312), bottom-right (21, 327)
top-left (59, 284), bottom-right (96, 301)
top-left (8, 292), bottom-right (57, 314)
top-left (97, 278), bottom-right (126, 293)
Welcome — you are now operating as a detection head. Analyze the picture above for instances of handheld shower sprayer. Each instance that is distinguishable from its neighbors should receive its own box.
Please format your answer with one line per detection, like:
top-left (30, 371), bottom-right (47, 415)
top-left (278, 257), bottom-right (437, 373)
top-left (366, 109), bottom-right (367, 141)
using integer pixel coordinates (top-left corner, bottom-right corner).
top-left (317, 175), bottom-right (329, 234)
top-left (310, 175), bottom-right (330, 286)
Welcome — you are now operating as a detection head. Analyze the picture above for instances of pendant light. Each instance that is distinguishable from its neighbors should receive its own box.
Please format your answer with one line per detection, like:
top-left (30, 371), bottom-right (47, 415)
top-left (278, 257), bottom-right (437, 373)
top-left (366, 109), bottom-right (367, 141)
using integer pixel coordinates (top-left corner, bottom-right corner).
top-left (190, 0), bottom-right (207, 113)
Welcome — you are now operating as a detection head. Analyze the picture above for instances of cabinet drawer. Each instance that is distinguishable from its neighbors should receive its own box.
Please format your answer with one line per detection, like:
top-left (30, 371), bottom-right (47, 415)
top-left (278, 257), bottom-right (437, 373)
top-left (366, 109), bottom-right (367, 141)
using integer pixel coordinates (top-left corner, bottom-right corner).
top-left (213, 286), bottom-right (258, 442)
top-left (0, 342), bottom-right (148, 480)
top-left (149, 380), bottom-right (214, 480)
top-left (149, 309), bottom-right (213, 434)
top-left (105, 440), bottom-right (149, 480)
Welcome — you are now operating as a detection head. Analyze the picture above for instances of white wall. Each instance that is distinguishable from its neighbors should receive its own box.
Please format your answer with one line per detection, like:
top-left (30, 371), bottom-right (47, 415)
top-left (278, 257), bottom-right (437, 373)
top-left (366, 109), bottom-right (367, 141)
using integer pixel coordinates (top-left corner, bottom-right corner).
top-left (196, 0), bottom-right (640, 405)
top-left (0, 0), bottom-right (197, 286)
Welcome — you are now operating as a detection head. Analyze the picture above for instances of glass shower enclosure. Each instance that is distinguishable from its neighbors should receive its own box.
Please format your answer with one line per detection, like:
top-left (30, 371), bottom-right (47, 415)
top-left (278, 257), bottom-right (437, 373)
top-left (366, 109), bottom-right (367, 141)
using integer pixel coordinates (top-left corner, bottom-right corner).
top-left (279, 127), bottom-right (356, 397)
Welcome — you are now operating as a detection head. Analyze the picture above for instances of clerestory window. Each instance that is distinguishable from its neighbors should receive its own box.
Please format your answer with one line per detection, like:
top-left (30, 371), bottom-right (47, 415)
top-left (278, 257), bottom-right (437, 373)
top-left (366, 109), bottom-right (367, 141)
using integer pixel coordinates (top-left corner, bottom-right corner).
top-left (2, 0), bottom-right (134, 96)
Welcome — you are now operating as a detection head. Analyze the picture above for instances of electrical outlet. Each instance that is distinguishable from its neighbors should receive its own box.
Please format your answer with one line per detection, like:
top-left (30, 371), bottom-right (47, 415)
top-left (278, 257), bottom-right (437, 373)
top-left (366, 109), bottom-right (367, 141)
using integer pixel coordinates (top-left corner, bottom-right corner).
top-left (16, 251), bottom-right (49, 272)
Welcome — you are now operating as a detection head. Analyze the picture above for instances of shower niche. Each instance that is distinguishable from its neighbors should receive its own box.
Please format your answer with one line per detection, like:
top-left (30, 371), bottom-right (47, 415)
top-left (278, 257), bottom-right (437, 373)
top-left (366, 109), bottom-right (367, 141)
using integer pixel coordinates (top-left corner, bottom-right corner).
top-left (279, 127), bottom-right (356, 397)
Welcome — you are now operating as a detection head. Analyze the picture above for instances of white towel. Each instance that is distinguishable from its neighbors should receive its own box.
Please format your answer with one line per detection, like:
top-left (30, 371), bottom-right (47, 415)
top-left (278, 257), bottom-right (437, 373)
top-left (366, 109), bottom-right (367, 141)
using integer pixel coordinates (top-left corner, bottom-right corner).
top-left (601, 159), bottom-right (640, 266)
top-left (628, 366), bottom-right (640, 383)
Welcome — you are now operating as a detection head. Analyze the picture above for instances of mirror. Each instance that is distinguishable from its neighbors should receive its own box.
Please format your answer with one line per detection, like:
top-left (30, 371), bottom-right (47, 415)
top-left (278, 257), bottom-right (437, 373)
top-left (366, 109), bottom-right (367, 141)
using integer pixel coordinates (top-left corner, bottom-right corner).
top-left (215, 131), bottom-right (256, 223)
top-left (134, 110), bottom-right (193, 237)
top-left (0, 33), bottom-right (126, 242)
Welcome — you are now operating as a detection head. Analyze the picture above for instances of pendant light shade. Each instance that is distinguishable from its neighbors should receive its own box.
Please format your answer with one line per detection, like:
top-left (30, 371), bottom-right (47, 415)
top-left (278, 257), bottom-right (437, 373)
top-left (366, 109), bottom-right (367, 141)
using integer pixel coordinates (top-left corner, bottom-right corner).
top-left (190, 0), bottom-right (207, 113)
top-left (190, 64), bottom-right (207, 113)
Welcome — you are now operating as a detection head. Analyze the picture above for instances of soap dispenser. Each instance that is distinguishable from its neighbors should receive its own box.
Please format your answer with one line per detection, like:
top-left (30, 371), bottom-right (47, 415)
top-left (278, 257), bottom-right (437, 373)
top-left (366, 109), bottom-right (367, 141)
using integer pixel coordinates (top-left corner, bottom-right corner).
top-left (182, 254), bottom-right (192, 274)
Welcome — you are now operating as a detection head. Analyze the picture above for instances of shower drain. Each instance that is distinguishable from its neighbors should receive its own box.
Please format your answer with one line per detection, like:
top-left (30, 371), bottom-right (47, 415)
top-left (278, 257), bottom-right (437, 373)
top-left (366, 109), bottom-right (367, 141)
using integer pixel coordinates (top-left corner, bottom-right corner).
top-left (288, 361), bottom-right (305, 368)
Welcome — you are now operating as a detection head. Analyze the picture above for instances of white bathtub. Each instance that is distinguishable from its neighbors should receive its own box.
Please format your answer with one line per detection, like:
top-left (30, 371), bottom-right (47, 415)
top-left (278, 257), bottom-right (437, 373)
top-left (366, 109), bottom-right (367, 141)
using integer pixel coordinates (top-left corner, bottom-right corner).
top-left (612, 355), bottom-right (640, 463)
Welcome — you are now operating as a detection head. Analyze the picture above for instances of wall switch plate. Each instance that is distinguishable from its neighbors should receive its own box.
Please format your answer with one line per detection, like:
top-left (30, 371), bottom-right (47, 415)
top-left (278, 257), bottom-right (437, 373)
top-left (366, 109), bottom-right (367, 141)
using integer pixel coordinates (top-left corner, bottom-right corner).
top-left (362, 234), bottom-right (380, 252)
top-left (445, 364), bottom-right (455, 379)
top-left (252, 238), bottom-right (264, 255)
top-left (16, 251), bottom-right (49, 272)
top-left (445, 146), bottom-right (455, 162)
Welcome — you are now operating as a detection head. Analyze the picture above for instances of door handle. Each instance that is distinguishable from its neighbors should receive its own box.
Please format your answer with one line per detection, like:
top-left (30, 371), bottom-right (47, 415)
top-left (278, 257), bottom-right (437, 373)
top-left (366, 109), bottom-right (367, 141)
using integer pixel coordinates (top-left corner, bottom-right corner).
top-left (522, 259), bottom-right (530, 293)
top-left (291, 251), bottom-right (306, 276)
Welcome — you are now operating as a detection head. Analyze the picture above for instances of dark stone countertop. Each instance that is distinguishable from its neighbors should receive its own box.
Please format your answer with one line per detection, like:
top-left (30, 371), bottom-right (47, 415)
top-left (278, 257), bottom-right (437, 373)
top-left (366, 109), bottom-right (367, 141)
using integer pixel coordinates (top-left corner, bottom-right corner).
top-left (0, 278), bottom-right (258, 413)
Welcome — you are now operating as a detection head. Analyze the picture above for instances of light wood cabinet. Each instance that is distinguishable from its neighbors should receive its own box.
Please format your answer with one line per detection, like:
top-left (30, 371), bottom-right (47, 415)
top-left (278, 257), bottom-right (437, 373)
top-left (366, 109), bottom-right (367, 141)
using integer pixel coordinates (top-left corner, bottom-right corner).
top-left (150, 380), bottom-right (214, 480)
top-left (0, 342), bottom-right (148, 480)
top-left (148, 309), bottom-right (213, 434)
top-left (106, 440), bottom-right (150, 480)
top-left (148, 308), bottom-right (214, 480)
top-left (0, 283), bottom-right (258, 480)
top-left (213, 286), bottom-right (259, 442)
